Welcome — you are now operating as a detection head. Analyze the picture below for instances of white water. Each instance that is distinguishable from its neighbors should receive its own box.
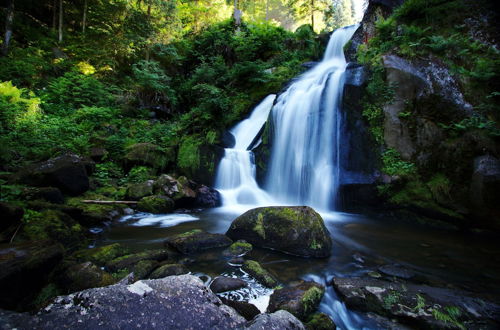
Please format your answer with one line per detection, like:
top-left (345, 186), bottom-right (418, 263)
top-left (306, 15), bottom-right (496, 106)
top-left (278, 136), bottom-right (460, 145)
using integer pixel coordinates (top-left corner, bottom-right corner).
top-left (215, 25), bottom-right (358, 213)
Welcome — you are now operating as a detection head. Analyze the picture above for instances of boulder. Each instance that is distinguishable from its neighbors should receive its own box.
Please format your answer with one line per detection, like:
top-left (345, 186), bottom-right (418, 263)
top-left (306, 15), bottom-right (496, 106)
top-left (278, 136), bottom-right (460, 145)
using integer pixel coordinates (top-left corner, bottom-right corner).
top-left (0, 201), bottom-right (23, 233)
top-left (0, 240), bottom-right (64, 310)
top-left (332, 277), bottom-right (500, 329)
top-left (149, 263), bottom-right (189, 279)
top-left (305, 313), bottom-right (335, 330)
top-left (154, 175), bottom-right (198, 207)
top-left (0, 275), bottom-right (246, 329)
top-left (223, 240), bottom-right (253, 257)
top-left (125, 180), bottom-right (154, 200)
top-left (132, 260), bottom-right (159, 280)
top-left (123, 143), bottom-right (169, 172)
top-left (72, 243), bottom-right (128, 267)
top-left (242, 260), bottom-right (278, 288)
top-left (221, 131), bottom-right (236, 148)
top-left (60, 262), bottom-right (115, 293)
top-left (165, 229), bottom-right (232, 254)
top-left (226, 206), bottom-right (332, 258)
top-left (470, 155), bottom-right (500, 212)
top-left (13, 153), bottom-right (93, 196)
top-left (23, 187), bottom-right (64, 204)
top-left (210, 276), bottom-right (247, 293)
top-left (137, 195), bottom-right (175, 214)
top-left (267, 281), bottom-right (325, 321)
top-left (247, 310), bottom-right (305, 329)
top-left (219, 297), bottom-right (260, 321)
top-left (195, 185), bottom-right (222, 208)
top-left (106, 249), bottom-right (171, 272)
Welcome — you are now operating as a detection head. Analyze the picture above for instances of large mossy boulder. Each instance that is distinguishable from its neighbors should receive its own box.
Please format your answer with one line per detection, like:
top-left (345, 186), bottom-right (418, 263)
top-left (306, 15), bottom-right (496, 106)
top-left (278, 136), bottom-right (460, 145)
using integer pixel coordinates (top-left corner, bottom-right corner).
top-left (125, 180), bottom-right (154, 200)
top-left (13, 153), bottom-right (93, 196)
top-left (226, 206), bottom-right (332, 258)
top-left (72, 243), bottom-right (128, 266)
top-left (267, 281), bottom-right (325, 321)
top-left (0, 240), bottom-right (64, 310)
top-left (149, 263), bottom-right (189, 279)
top-left (123, 143), bottom-right (171, 172)
top-left (165, 229), bottom-right (232, 254)
top-left (60, 262), bottom-right (115, 293)
top-left (105, 249), bottom-right (172, 272)
top-left (137, 195), bottom-right (175, 214)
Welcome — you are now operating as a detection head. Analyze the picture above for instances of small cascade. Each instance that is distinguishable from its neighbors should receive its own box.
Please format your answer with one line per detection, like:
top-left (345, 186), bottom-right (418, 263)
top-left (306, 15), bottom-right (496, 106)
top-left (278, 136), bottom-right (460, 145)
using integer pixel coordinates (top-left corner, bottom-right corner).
top-left (215, 94), bottom-right (276, 210)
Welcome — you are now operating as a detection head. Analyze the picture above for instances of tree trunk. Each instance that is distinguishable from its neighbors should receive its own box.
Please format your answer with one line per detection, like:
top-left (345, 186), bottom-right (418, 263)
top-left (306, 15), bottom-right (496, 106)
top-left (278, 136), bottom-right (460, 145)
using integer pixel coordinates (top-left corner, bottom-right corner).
top-left (233, 0), bottom-right (241, 26)
top-left (58, 0), bottom-right (63, 42)
top-left (52, 0), bottom-right (57, 30)
top-left (82, 0), bottom-right (87, 33)
top-left (265, 0), bottom-right (269, 21)
top-left (2, 0), bottom-right (14, 56)
top-left (311, 0), bottom-right (315, 31)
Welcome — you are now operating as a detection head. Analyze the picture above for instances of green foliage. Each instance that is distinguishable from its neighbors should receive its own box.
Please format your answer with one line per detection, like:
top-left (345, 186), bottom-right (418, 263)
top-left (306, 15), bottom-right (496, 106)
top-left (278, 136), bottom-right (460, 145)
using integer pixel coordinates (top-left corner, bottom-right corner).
top-left (382, 149), bottom-right (416, 177)
top-left (432, 306), bottom-right (465, 330)
top-left (383, 290), bottom-right (401, 310)
top-left (126, 166), bottom-right (154, 184)
top-left (439, 116), bottom-right (500, 137)
top-left (177, 136), bottom-right (202, 175)
top-left (94, 162), bottom-right (124, 186)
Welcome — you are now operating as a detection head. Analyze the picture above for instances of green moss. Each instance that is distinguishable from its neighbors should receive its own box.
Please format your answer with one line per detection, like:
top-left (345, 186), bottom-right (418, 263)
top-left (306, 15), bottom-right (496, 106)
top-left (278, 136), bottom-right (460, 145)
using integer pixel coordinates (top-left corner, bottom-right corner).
top-left (242, 260), bottom-right (278, 288)
top-left (305, 313), bottom-right (335, 330)
top-left (254, 213), bottom-right (266, 239)
top-left (111, 269), bottom-right (130, 280)
top-left (228, 241), bottom-right (253, 255)
top-left (32, 283), bottom-right (61, 309)
top-left (177, 229), bottom-right (203, 238)
top-left (137, 195), bottom-right (174, 213)
top-left (73, 243), bottom-right (128, 266)
top-left (177, 135), bottom-right (202, 176)
top-left (301, 286), bottom-right (325, 315)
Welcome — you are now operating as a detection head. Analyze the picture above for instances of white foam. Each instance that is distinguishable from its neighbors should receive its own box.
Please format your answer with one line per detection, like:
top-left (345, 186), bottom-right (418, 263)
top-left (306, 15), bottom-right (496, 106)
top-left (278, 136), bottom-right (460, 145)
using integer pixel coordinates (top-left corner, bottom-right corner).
top-left (248, 294), bottom-right (271, 313)
top-left (131, 213), bottom-right (199, 227)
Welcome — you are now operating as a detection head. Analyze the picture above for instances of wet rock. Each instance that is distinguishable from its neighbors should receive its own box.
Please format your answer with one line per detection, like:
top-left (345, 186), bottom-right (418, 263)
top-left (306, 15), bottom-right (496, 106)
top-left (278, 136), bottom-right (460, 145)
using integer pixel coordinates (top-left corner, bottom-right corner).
top-left (305, 313), bottom-right (335, 330)
top-left (378, 264), bottom-right (416, 280)
top-left (226, 206), bottom-right (332, 258)
top-left (267, 281), bottom-right (325, 321)
top-left (165, 229), bottom-right (232, 254)
top-left (246, 310), bottom-right (305, 329)
top-left (219, 297), bottom-right (260, 321)
top-left (221, 130), bottom-right (236, 148)
top-left (106, 249), bottom-right (171, 272)
top-left (210, 276), bottom-right (247, 293)
top-left (228, 257), bottom-right (245, 266)
top-left (125, 180), bottom-right (154, 200)
top-left (154, 174), bottom-right (199, 208)
top-left (0, 240), bottom-right (64, 310)
top-left (123, 143), bottom-right (170, 172)
top-left (13, 153), bottom-right (93, 196)
top-left (471, 155), bottom-right (500, 212)
top-left (23, 187), bottom-right (64, 204)
top-left (332, 277), bottom-right (500, 329)
top-left (72, 243), bottom-right (128, 267)
top-left (149, 263), bottom-right (189, 279)
top-left (137, 195), bottom-right (175, 213)
top-left (195, 185), bottom-right (222, 208)
top-left (223, 240), bottom-right (253, 257)
top-left (0, 201), bottom-right (23, 233)
top-left (60, 262), bottom-right (115, 293)
top-left (1, 275), bottom-right (246, 329)
top-left (132, 260), bottom-right (159, 280)
top-left (242, 260), bottom-right (278, 288)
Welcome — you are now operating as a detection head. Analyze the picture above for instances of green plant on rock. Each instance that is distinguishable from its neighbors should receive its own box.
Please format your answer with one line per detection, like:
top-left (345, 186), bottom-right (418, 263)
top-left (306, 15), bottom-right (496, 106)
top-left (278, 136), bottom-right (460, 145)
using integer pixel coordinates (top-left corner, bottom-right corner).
top-left (432, 305), bottom-right (465, 330)
top-left (381, 149), bottom-right (416, 177)
top-left (382, 290), bottom-right (401, 310)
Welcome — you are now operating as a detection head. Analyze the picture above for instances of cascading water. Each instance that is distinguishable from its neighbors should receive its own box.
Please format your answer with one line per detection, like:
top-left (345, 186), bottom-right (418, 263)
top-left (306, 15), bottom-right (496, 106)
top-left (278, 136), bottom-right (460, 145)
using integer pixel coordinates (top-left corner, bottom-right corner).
top-left (265, 25), bottom-right (358, 211)
top-left (215, 25), bottom-right (358, 212)
top-left (215, 94), bottom-right (276, 211)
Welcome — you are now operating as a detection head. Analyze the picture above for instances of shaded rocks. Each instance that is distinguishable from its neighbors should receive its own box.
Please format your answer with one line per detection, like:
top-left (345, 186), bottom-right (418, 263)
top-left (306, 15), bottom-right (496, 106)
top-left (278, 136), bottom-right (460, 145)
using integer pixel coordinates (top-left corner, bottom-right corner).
top-left (242, 260), bottom-right (278, 288)
top-left (195, 185), bottom-right (222, 208)
top-left (470, 155), bottom-right (500, 212)
top-left (125, 180), bottom-right (154, 200)
top-left (267, 281), bottom-right (325, 321)
top-left (0, 240), bottom-right (64, 310)
top-left (1, 275), bottom-right (246, 329)
top-left (247, 310), bottom-right (305, 330)
top-left (332, 277), bottom-right (500, 329)
top-left (132, 260), bottom-right (159, 280)
top-left (219, 297), bottom-right (260, 321)
top-left (210, 276), bottom-right (247, 293)
top-left (105, 249), bottom-right (171, 272)
top-left (23, 187), bottom-right (64, 204)
top-left (123, 143), bottom-right (170, 172)
top-left (72, 243), bottom-right (128, 267)
top-left (149, 263), bottom-right (189, 279)
top-left (13, 153), bottom-right (93, 196)
top-left (226, 206), bottom-right (332, 258)
top-left (0, 201), bottom-right (23, 233)
top-left (137, 195), bottom-right (175, 213)
top-left (60, 262), bottom-right (115, 293)
top-left (305, 313), bottom-right (336, 330)
top-left (165, 229), bottom-right (232, 254)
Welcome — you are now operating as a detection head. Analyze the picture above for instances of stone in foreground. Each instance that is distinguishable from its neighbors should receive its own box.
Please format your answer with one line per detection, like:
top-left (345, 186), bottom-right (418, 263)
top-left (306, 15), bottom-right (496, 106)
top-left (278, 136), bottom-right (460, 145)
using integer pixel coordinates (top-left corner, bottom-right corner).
top-left (226, 206), bottom-right (332, 257)
top-left (247, 310), bottom-right (305, 329)
top-left (210, 276), bottom-right (248, 293)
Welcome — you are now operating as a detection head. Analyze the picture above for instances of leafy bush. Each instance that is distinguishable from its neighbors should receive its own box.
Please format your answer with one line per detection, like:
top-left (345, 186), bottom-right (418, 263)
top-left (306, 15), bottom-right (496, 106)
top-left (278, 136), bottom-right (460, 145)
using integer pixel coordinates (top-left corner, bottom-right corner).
top-left (382, 149), bottom-right (416, 177)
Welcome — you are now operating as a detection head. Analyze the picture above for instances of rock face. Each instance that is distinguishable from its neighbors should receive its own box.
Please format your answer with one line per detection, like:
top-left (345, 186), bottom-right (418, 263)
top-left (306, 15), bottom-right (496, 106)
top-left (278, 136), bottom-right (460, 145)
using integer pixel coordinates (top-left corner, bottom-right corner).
top-left (0, 240), bottom-right (64, 310)
top-left (14, 153), bottom-right (93, 196)
top-left (210, 276), bottom-right (247, 293)
top-left (226, 206), bottom-right (332, 258)
top-left (332, 277), bottom-right (500, 329)
top-left (165, 229), bottom-right (232, 254)
top-left (0, 275), bottom-right (246, 329)
top-left (267, 281), bottom-right (325, 321)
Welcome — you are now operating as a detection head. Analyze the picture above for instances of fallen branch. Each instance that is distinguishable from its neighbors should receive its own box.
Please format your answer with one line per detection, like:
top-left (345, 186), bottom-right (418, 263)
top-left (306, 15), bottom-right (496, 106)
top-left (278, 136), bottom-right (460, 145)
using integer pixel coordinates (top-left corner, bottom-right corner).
top-left (82, 200), bottom-right (138, 205)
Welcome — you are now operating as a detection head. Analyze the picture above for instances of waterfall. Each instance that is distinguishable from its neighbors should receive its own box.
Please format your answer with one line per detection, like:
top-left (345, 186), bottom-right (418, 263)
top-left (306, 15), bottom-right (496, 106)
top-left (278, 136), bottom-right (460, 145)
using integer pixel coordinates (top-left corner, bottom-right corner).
top-left (265, 25), bottom-right (358, 211)
top-left (215, 25), bottom-right (358, 212)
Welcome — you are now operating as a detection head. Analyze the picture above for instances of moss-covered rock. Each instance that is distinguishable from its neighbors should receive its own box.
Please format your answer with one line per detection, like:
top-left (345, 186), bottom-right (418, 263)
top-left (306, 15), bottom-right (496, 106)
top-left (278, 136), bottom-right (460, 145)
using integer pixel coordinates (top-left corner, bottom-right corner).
top-left (137, 195), bottom-right (175, 214)
top-left (105, 249), bottom-right (171, 272)
top-left (226, 206), bottom-right (332, 258)
top-left (125, 180), bottom-right (154, 200)
top-left (223, 240), bottom-right (253, 257)
top-left (267, 280), bottom-right (325, 321)
top-left (72, 243), bottom-right (128, 267)
top-left (242, 260), bottom-right (278, 288)
top-left (66, 193), bottom-right (124, 226)
top-left (132, 260), bottom-right (159, 280)
top-left (123, 143), bottom-right (170, 172)
top-left (60, 261), bottom-right (115, 293)
top-left (149, 263), bottom-right (189, 279)
top-left (305, 313), bottom-right (336, 330)
top-left (165, 229), bottom-right (232, 254)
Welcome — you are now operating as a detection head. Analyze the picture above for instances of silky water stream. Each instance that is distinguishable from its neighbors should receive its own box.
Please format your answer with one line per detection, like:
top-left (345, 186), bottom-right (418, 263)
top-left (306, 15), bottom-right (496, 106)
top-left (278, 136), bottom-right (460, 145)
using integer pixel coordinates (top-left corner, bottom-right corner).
top-left (95, 25), bottom-right (500, 329)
